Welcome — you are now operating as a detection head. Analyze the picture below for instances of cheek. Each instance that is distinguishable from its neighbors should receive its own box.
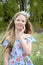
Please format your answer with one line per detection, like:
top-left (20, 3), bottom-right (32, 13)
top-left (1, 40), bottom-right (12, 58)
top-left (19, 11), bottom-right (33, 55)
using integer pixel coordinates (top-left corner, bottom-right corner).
top-left (23, 23), bottom-right (26, 26)
top-left (14, 21), bottom-right (18, 26)
top-left (14, 21), bottom-right (26, 28)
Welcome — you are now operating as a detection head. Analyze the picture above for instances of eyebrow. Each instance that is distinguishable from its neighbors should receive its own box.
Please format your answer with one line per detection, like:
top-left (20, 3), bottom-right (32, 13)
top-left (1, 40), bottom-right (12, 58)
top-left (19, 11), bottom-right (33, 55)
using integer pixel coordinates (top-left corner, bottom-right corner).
top-left (17, 18), bottom-right (26, 22)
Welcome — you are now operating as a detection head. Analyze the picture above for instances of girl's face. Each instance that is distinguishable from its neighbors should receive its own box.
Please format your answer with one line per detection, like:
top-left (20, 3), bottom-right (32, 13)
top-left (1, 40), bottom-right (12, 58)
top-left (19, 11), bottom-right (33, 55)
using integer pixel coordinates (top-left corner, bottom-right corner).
top-left (14, 14), bottom-right (26, 31)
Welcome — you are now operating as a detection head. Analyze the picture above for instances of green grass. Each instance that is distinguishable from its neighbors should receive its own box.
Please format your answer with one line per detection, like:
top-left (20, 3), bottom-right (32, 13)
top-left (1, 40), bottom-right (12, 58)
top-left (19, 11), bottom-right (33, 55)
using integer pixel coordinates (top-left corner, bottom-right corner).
top-left (32, 32), bottom-right (43, 56)
top-left (0, 32), bottom-right (43, 65)
top-left (30, 32), bottom-right (43, 65)
top-left (30, 55), bottom-right (43, 65)
top-left (0, 47), bottom-right (4, 65)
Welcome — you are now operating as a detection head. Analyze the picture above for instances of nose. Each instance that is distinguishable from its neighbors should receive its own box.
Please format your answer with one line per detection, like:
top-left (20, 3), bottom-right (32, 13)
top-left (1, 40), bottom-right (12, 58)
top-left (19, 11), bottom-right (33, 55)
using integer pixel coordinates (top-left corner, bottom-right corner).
top-left (19, 20), bottom-right (23, 24)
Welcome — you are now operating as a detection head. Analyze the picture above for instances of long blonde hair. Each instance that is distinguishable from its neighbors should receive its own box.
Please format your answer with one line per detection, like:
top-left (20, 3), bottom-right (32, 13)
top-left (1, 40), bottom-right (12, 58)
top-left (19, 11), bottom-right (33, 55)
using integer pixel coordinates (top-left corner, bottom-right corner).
top-left (1, 11), bottom-right (33, 53)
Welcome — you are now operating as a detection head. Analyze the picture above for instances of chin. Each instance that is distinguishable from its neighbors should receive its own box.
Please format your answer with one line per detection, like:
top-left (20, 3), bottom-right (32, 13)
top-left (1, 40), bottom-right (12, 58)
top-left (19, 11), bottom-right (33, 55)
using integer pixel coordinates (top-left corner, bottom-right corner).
top-left (18, 28), bottom-right (22, 31)
top-left (17, 27), bottom-right (22, 30)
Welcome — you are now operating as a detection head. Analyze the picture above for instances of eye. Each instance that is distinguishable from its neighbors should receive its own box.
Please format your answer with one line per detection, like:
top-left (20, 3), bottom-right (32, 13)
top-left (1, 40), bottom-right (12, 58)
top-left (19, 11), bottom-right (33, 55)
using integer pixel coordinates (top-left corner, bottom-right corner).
top-left (17, 19), bottom-right (20, 21)
top-left (22, 20), bottom-right (25, 22)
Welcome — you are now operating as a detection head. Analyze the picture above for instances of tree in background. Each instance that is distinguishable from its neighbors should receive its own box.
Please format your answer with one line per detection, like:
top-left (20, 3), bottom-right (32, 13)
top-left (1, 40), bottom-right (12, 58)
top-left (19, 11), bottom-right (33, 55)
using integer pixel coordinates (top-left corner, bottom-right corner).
top-left (30, 0), bottom-right (43, 28)
top-left (0, 0), bottom-right (18, 32)
top-left (0, 0), bottom-right (43, 32)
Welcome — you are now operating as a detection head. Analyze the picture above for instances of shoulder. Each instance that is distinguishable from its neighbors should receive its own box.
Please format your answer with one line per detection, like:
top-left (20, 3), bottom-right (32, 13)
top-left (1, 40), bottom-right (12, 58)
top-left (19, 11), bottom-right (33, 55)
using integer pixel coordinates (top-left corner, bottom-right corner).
top-left (5, 36), bottom-right (10, 40)
top-left (24, 33), bottom-right (36, 43)
top-left (5, 35), bottom-right (12, 43)
top-left (24, 33), bottom-right (31, 38)
top-left (3, 36), bottom-right (10, 46)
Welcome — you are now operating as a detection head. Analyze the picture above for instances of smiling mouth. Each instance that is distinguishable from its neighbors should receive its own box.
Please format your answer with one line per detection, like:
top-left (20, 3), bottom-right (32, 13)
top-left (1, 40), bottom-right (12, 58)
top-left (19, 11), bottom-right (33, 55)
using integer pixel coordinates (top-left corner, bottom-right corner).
top-left (17, 24), bottom-right (23, 27)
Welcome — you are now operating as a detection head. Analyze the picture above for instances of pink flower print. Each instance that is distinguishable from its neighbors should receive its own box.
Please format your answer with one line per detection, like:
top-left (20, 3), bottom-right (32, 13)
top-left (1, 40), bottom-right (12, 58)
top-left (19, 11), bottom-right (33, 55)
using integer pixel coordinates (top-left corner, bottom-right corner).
top-left (11, 60), bottom-right (15, 64)
top-left (17, 44), bottom-right (22, 49)
top-left (22, 52), bottom-right (26, 57)
top-left (16, 57), bottom-right (21, 62)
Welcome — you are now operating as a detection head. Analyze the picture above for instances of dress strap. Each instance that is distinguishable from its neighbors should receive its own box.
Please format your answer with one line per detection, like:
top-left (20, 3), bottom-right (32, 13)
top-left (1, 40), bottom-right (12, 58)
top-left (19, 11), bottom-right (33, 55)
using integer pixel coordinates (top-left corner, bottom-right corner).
top-left (24, 36), bottom-right (36, 43)
top-left (0, 39), bottom-right (9, 47)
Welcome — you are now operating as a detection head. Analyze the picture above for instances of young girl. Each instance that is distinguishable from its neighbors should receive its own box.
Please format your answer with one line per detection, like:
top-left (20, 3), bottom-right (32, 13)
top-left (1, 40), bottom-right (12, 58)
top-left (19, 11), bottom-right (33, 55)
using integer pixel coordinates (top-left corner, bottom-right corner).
top-left (0, 11), bottom-right (36, 65)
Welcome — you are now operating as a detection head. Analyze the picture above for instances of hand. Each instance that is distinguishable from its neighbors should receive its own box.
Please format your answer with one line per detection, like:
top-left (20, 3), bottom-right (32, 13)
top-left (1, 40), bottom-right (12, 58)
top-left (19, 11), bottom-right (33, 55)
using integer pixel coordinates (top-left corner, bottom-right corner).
top-left (19, 26), bottom-right (25, 35)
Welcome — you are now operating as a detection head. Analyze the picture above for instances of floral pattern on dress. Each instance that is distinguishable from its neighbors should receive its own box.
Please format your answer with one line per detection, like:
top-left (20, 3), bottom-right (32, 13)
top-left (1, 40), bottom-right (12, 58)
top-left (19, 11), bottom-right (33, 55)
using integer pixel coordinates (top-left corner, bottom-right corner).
top-left (2, 36), bottom-right (36, 65)
top-left (8, 37), bottom-right (35, 65)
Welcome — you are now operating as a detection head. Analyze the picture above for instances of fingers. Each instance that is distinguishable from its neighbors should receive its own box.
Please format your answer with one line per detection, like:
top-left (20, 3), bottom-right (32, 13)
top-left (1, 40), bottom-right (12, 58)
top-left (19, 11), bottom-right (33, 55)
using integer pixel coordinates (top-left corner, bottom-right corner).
top-left (19, 26), bottom-right (25, 35)
top-left (23, 26), bottom-right (25, 31)
top-left (22, 26), bottom-right (25, 33)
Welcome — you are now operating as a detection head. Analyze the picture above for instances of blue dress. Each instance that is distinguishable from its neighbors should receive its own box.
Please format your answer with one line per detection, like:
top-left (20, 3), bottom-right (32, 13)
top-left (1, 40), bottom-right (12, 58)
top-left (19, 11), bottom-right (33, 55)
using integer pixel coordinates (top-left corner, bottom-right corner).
top-left (2, 35), bottom-right (36, 65)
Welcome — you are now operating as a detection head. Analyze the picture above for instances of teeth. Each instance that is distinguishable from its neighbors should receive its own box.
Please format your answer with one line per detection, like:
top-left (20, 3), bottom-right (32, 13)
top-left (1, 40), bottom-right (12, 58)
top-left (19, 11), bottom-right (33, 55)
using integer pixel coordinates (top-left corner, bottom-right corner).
top-left (18, 24), bottom-right (22, 27)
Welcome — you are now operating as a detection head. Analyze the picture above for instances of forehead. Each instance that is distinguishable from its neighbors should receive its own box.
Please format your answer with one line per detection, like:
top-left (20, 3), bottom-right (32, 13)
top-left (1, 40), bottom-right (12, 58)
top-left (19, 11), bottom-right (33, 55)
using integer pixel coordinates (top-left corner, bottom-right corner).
top-left (16, 14), bottom-right (26, 20)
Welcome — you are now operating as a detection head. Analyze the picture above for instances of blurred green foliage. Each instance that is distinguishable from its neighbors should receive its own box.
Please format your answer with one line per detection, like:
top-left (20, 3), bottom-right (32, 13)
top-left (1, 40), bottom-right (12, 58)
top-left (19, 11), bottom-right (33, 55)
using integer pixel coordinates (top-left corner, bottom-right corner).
top-left (0, 0), bottom-right (18, 32)
top-left (0, 0), bottom-right (43, 32)
top-left (30, 0), bottom-right (43, 28)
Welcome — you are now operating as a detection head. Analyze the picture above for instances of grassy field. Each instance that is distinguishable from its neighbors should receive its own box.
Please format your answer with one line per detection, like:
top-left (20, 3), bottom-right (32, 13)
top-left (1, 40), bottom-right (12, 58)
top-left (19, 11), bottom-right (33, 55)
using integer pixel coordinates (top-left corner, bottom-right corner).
top-left (0, 32), bottom-right (43, 65)
top-left (31, 32), bottom-right (43, 65)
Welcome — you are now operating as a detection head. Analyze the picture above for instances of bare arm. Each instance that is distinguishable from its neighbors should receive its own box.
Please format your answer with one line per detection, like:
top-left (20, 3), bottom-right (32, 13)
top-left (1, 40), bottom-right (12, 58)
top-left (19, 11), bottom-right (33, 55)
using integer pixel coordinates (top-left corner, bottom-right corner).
top-left (3, 48), bottom-right (10, 65)
top-left (18, 26), bottom-right (32, 55)
top-left (3, 36), bottom-right (10, 65)
top-left (19, 36), bottom-right (32, 55)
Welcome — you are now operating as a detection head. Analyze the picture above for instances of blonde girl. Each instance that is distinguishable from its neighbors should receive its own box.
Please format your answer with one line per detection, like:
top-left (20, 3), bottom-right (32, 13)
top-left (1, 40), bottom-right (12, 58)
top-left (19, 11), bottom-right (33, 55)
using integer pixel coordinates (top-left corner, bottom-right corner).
top-left (0, 11), bottom-right (36, 65)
